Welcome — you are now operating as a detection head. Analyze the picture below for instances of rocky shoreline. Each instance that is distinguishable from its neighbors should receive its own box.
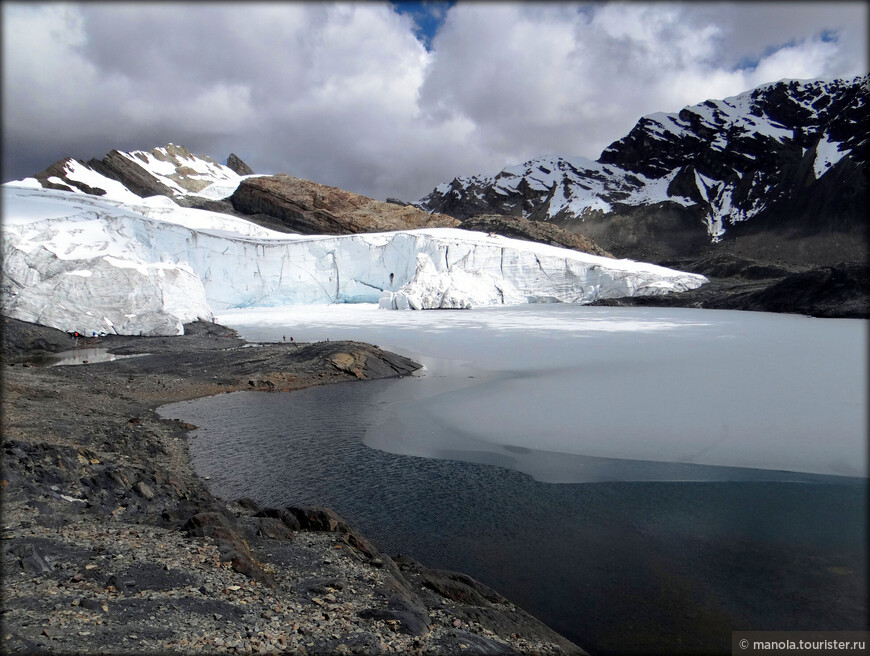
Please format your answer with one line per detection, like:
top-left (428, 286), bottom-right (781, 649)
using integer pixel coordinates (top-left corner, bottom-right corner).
top-left (589, 256), bottom-right (869, 319)
top-left (1, 318), bottom-right (585, 655)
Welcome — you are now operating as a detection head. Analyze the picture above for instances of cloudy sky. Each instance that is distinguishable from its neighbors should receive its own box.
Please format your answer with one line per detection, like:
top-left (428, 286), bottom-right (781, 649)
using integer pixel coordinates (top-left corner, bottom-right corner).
top-left (2, 1), bottom-right (866, 201)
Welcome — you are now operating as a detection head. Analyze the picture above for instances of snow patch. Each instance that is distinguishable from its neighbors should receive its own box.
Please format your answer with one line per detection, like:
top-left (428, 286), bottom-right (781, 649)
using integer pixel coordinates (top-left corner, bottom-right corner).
top-left (813, 132), bottom-right (847, 179)
top-left (61, 159), bottom-right (144, 203)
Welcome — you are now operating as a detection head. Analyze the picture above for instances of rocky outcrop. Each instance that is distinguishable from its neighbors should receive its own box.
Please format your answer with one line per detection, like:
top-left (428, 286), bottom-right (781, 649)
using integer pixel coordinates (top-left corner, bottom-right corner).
top-left (230, 174), bottom-right (460, 235)
top-left (590, 255), bottom-right (869, 318)
top-left (33, 159), bottom-right (110, 196)
top-left (459, 214), bottom-right (613, 258)
top-left (226, 153), bottom-right (254, 176)
top-left (87, 149), bottom-right (178, 198)
top-left (560, 201), bottom-right (713, 264)
top-left (725, 261), bottom-right (869, 318)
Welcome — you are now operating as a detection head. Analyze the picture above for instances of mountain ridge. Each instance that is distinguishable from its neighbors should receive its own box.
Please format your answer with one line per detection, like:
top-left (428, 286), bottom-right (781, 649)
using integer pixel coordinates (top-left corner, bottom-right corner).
top-left (29, 143), bottom-right (254, 201)
top-left (14, 145), bottom-right (466, 241)
top-left (415, 75), bottom-right (868, 268)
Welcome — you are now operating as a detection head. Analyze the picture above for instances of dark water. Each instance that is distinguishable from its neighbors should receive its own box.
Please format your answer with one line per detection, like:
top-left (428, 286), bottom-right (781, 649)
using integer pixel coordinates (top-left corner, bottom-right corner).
top-left (161, 381), bottom-right (868, 655)
top-left (30, 347), bottom-right (151, 366)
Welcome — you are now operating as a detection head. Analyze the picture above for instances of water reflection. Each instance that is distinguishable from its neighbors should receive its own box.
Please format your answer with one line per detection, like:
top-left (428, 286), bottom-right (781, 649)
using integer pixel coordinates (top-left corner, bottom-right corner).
top-left (162, 383), bottom-right (867, 655)
top-left (39, 347), bottom-right (150, 366)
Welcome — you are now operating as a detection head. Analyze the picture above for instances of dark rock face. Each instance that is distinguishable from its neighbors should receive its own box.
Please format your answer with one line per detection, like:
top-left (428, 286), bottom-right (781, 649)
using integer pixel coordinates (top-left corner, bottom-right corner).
top-left (415, 76), bottom-right (868, 269)
top-left (459, 214), bottom-right (613, 257)
top-left (668, 252), bottom-right (801, 280)
top-left (33, 159), bottom-right (110, 196)
top-left (392, 554), bottom-right (583, 654)
top-left (1, 316), bottom-right (78, 360)
top-left (590, 255), bottom-right (869, 319)
top-left (564, 202), bottom-right (712, 263)
top-left (230, 174), bottom-right (460, 235)
top-left (226, 153), bottom-right (254, 176)
top-left (728, 261), bottom-right (869, 317)
top-left (87, 150), bottom-right (178, 198)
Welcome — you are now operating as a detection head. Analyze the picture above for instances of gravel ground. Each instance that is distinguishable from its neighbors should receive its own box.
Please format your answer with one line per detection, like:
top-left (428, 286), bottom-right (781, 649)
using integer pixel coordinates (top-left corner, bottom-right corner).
top-left (1, 317), bottom-right (585, 655)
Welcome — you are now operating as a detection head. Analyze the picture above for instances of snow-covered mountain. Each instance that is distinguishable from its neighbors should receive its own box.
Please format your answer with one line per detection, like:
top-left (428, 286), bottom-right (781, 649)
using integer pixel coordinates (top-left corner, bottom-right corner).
top-left (13, 143), bottom-right (465, 238)
top-left (1, 183), bottom-right (706, 335)
top-left (416, 76), bottom-right (868, 265)
top-left (19, 143), bottom-right (258, 203)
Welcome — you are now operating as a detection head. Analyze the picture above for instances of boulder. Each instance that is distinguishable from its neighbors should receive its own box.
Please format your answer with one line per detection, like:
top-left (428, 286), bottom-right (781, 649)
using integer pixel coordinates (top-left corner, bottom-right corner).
top-left (357, 607), bottom-right (431, 636)
top-left (421, 569), bottom-right (509, 606)
top-left (183, 511), bottom-right (274, 586)
top-left (253, 506), bottom-right (302, 531)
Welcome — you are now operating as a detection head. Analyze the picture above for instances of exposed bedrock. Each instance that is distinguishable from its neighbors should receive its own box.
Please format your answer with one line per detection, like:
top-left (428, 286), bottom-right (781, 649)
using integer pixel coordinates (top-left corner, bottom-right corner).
top-left (230, 174), bottom-right (460, 235)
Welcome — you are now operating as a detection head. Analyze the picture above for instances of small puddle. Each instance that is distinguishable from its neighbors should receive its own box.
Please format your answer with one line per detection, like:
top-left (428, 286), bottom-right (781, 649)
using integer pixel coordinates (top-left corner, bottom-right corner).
top-left (40, 347), bottom-right (151, 366)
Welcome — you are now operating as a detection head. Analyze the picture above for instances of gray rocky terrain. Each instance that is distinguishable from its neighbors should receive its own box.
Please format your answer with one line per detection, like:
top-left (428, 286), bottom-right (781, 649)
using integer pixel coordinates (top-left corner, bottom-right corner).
top-left (588, 254), bottom-right (868, 318)
top-left (1, 317), bottom-right (584, 655)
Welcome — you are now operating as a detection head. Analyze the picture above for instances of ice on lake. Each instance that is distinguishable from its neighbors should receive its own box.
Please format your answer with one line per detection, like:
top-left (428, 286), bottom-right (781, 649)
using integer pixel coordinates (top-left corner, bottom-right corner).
top-left (217, 304), bottom-right (868, 482)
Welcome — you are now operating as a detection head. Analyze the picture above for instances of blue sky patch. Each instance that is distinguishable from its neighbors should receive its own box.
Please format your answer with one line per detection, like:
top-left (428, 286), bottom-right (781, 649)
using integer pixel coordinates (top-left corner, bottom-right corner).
top-left (391, 1), bottom-right (456, 50)
top-left (733, 30), bottom-right (840, 72)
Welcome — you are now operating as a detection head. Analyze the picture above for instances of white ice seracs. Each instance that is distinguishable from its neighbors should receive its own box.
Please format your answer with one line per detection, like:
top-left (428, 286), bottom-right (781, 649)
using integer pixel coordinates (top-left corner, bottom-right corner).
top-left (2, 184), bottom-right (707, 335)
top-left (379, 252), bottom-right (526, 310)
top-left (378, 232), bottom-right (706, 310)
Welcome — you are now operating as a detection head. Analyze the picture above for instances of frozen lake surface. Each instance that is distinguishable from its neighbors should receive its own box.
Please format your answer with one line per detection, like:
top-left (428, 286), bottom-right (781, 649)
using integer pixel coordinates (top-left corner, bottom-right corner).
top-left (213, 304), bottom-right (868, 481)
top-left (162, 305), bottom-right (868, 653)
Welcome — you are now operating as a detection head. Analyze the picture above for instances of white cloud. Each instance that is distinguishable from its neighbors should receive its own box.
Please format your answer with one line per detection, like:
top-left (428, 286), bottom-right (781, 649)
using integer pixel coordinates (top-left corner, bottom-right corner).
top-left (2, 2), bottom-right (866, 202)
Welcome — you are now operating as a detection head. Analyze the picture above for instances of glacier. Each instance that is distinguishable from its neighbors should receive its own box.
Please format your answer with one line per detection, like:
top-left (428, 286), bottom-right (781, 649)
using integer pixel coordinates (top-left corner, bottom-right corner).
top-left (2, 183), bottom-right (707, 336)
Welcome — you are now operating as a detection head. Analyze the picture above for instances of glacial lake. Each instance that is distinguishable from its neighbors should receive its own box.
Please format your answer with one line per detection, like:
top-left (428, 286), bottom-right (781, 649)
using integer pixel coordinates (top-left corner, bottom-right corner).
top-left (161, 305), bottom-right (868, 654)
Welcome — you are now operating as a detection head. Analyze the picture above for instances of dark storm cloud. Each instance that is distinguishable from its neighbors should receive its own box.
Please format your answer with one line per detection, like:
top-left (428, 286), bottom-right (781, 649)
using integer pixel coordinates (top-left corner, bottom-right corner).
top-left (2, 2), bottom-right (865, 202)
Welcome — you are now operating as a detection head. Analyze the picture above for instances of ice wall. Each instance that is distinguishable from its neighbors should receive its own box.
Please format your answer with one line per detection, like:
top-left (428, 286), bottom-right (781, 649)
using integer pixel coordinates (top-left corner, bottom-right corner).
top-left (2, 185), bottom-right (707, 335)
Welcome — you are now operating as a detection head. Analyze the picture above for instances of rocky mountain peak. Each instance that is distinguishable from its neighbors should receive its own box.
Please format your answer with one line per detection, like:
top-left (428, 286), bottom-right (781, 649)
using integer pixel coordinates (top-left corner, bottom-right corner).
top-left (226, 153), bottom-right (255, 176)
top-left (18, 144), bottom-right (249, 201)
top-left (415, 75), bottom-right (868, 267)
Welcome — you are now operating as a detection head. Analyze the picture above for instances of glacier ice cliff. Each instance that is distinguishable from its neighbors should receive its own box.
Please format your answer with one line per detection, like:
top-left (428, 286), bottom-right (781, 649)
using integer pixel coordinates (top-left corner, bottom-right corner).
top-left (2, 185), bottom-right (707, 335)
